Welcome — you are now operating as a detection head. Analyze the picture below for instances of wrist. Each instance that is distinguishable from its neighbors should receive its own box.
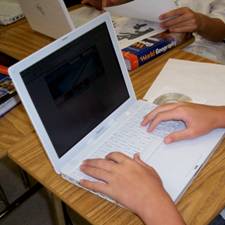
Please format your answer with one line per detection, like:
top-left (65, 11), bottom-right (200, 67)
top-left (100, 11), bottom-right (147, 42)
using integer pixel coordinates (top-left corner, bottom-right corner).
top-left (213, 106), bottom-right (225, 128)
top-left (136, 189), bottom-right (185, 225)
top-left (196, 13), bottom-right (207, 34)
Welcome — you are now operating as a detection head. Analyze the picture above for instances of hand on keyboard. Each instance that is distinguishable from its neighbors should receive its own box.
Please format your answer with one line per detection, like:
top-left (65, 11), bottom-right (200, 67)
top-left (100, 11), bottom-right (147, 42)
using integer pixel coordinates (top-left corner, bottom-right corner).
top-left (79, 152), bottom-right (163, 210)
top-left (141, 102), bottom-right (220, 144)
top-left (79, 152), bottom-right (184, 225)
top-left (141, 103), bottom-right (187, 143)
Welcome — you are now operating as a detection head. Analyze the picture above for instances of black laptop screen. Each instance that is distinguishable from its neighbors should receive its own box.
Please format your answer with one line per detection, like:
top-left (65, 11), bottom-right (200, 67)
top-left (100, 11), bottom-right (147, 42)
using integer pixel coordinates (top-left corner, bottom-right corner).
top-left (21, 23), bottom-right (130, 158)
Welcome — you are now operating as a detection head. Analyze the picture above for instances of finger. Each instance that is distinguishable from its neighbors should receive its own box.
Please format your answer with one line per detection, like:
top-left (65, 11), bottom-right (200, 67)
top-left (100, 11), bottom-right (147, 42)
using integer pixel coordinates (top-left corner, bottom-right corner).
top-left (160, 13), bottom-right (192, 28)
top-left (133, 152), bottom-right (141, 160)
top-left (164, 129), bottom-right (194, 144)
top-left (168, 22), bottom-right (197, 33)
top-left (159, 7), bottom-right (188, 20)
top-left (134, 153), bottom-right (155, 170)
top-left (133, 153), bottom-right (161, 180)
top-left (102, 0), bottom-right (108, 7)
top-left (80, 179), bottom-right (109, 194)
top-left (147, 110), bottom-right (183, 132)
top-left (106, 151), bottom-right (131, 164)
top-left (133, 153), bottom-right (148, 167)
top-left (82, 158), bottom-right (116, 172)
top-left (141, 103), bottom-right (181, 126)
top-left (82, 0), bottom-right (102, 9)
top-left (80, 164), bottom-right (111, 182)
top-left (81, 0), bottom-right (96, 4)
top-left (105, 0), bottom-right (118, 6)
top-left (109, 0), bottom-right (131, 6)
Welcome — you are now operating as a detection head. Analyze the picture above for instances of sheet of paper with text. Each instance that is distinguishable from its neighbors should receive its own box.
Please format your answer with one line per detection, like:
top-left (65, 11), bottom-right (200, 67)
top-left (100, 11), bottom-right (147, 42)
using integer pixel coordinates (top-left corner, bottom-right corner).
top-left (105, 0), bottom-right (177, 22)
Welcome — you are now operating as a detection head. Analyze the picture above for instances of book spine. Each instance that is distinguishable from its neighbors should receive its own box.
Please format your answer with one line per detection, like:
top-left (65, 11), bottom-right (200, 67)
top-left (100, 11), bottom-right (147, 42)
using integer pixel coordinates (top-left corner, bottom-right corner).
top-left (122, 36), bottom-right (177, 71)
top-left (0, 65), bottom-right (9, 75)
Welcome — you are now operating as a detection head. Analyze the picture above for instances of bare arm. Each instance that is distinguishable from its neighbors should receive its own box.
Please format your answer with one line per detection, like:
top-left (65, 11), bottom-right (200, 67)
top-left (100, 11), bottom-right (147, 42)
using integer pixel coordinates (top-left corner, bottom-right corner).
top-left (197, 13), bottom-right (225, 42)
top-left (80, 152), bottom-right (185, 225)
top-left (81, 0), bottom-right (129, 9)
top-left (159, 7), bottom-right (225, 42)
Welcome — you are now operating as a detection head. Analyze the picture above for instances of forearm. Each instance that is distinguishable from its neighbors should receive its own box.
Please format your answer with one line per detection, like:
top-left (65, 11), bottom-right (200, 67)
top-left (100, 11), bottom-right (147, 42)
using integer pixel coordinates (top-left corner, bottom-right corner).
top-left (197, 13), bottom-right (225, 42)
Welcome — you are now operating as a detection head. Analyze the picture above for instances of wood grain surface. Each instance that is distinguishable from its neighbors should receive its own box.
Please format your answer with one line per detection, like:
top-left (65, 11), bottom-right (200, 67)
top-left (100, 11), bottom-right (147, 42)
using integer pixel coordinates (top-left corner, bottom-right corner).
top-left (1, 17), bottom-right (225, 225)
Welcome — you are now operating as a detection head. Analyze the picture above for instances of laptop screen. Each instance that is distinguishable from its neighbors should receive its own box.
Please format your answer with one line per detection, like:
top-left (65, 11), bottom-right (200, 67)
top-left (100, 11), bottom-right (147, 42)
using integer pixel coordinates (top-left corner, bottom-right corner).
top-left (21, 23), bottom-right (129, 158)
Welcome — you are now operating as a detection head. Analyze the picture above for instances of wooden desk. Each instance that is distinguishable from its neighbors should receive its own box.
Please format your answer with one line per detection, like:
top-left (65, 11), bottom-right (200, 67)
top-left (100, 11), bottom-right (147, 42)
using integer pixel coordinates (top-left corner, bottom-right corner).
top-left (1, 19), bottom-right (225, 225)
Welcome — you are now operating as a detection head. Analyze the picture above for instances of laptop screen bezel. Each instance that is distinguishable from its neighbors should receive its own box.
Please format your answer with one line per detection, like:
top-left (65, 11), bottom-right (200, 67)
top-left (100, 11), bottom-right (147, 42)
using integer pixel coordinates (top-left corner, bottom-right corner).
top-left (9, 13), bottom-right (136, 173)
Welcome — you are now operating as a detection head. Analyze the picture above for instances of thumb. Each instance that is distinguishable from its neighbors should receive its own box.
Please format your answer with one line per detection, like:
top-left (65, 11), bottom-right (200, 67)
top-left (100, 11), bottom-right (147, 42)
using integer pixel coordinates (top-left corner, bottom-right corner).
top-left (164, 129), bottom-right (193, 144)
top-left (133, 153), bottom-right (151, 168)
top-left (102, 0), bottom-right (108, 7)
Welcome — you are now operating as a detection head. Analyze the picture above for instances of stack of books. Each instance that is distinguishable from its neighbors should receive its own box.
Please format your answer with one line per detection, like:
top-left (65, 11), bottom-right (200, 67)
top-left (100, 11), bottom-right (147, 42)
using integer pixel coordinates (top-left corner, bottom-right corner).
top-left (0, 53), bottom-right (19, 117)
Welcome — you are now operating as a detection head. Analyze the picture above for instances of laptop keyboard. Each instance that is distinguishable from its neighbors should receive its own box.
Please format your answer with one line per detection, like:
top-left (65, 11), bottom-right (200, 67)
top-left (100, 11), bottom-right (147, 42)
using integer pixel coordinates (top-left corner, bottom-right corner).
top-left (62, 102), bottom-right (186, 202)
top-left (68, 102), bottom-right (186, 179)
top-left (89, 104), bottom-right (162, 160)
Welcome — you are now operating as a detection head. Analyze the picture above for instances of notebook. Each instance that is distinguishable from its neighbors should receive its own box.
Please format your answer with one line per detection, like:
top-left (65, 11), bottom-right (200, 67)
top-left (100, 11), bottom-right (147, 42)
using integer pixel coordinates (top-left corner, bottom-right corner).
top-left (0, 0), bottom-right (24, 25)
top-left (9, 13), bottom-right (225, 202)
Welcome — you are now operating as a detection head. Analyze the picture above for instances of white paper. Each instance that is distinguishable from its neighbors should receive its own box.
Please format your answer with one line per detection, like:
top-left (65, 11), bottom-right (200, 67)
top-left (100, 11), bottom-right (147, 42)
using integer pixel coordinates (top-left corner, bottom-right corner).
top-left (105, 0), bottom-right (177, 22)
top-left (70, 6), bottom-right (103, 27)
top-left (144, 59), bottom-right (225, 106)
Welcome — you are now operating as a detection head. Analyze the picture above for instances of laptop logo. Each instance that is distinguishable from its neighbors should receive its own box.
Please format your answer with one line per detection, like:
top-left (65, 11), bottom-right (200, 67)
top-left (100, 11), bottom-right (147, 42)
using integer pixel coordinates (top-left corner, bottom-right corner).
top-left (36, 3), bottom-right (45, 16)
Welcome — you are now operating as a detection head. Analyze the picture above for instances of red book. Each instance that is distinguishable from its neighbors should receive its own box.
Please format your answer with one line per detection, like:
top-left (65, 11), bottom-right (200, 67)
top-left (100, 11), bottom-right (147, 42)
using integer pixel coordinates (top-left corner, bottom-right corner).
top-left (0, 65), bottom-right (9, 75)
top-left (122, 32), bottom-right (179, 71)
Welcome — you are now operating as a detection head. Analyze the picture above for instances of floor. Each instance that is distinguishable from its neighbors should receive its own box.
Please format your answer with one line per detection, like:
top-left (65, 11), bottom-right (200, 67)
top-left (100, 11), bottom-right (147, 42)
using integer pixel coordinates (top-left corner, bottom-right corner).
top-left (0, 157), bottom-right (56, 225)
top-left (0, 156), bottom-right (224, 225)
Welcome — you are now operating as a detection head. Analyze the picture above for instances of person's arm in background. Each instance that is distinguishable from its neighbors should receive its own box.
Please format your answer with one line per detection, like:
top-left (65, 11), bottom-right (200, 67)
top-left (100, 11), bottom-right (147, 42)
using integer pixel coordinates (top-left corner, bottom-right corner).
top-left (80, 152), bottom-right (186, 225)
top-left (142, 102), bottom-right (225, 144)
top-left (159, 7), bottom-right (225, 42)
top-left (81, 0), bottom-right (129, 9)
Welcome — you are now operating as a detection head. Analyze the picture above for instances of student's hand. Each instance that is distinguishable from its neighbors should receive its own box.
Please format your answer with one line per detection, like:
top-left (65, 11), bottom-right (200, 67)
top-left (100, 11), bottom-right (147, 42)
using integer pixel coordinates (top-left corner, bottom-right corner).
top-left (81, 0), bottom-right (102, 9)
top-left (80, 152), bottom-right (185, 225)
top-left (81, 0), bottom-right (128, 9)
top-left (80, 152), bottom-right (163, 214)
top-left (142, 102), bottom-right (225, 144)
top-left (159, 7), bottom-right (202, 33)
top-left (159, 7), bottom-right (225, 41)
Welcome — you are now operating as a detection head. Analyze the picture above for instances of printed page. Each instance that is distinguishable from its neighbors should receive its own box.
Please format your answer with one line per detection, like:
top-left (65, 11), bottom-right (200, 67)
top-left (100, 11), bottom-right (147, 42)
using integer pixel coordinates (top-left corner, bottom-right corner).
top-left (105, 0), bottom-right (177, 22)
top-left (112, 16), bottom-right (164, 49)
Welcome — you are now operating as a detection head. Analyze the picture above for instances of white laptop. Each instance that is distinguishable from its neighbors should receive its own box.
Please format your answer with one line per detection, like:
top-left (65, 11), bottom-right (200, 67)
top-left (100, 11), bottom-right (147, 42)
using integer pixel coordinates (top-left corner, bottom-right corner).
top-left (9, 13), bottom-right (224, 202)
top-left (18, 0), bottom-right (102, 38)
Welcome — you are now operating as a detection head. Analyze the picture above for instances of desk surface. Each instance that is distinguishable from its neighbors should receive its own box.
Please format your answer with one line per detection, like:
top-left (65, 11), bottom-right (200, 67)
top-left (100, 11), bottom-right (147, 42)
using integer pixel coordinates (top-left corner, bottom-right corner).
top-left (1, 18), bottom-right (225, 225)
